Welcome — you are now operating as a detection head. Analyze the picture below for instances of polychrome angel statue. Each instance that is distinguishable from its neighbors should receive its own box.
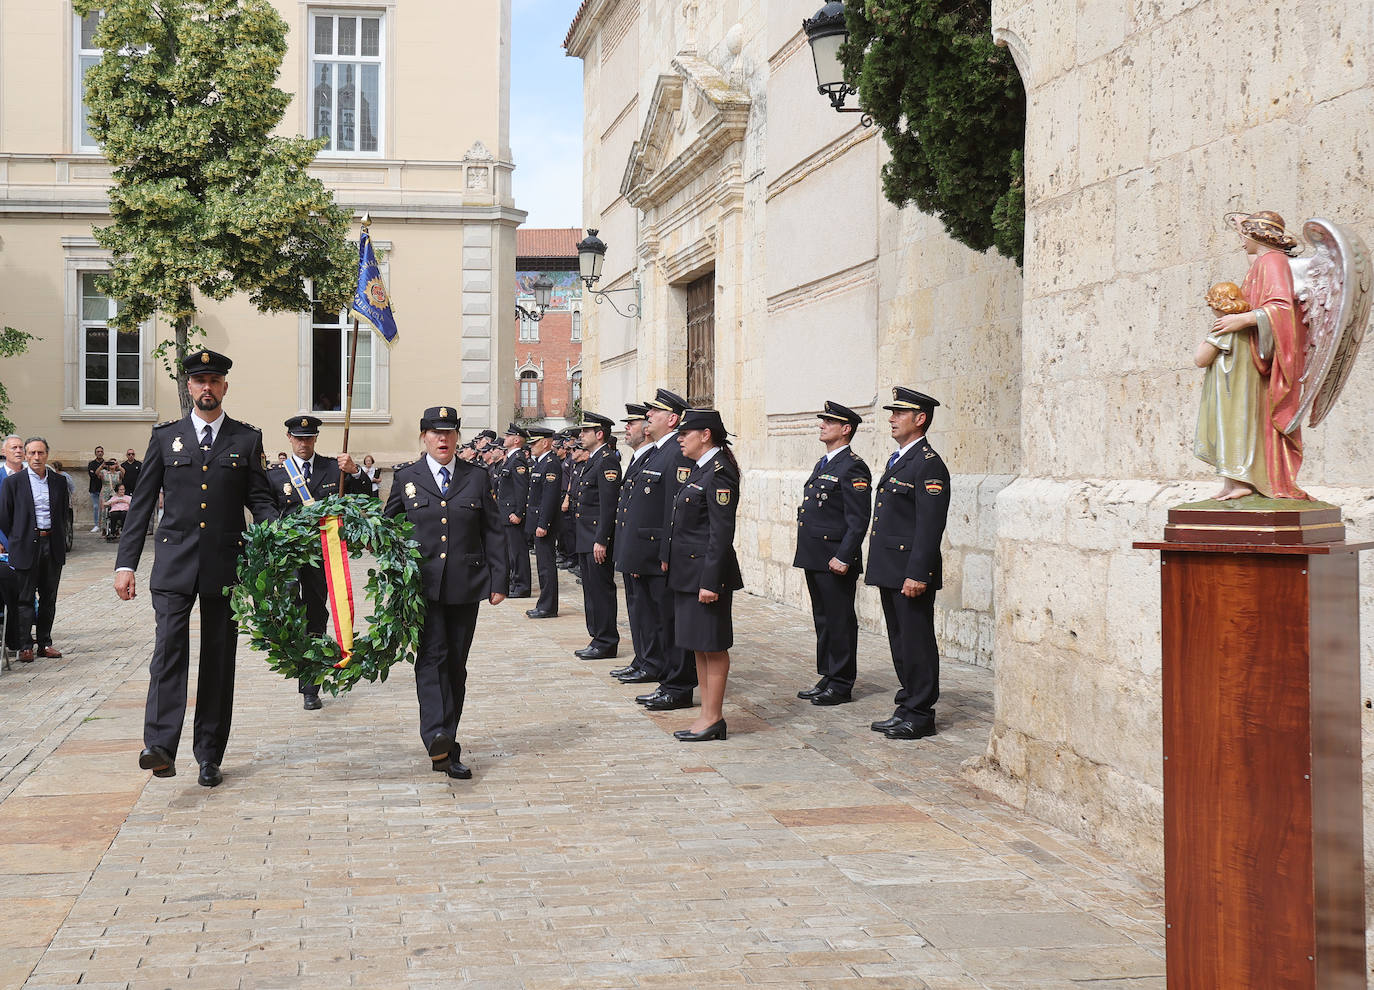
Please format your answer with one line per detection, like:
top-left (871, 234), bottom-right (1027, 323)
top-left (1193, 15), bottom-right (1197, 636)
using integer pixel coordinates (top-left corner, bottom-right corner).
top-left (1197, 210), bottom-right (1372, 500)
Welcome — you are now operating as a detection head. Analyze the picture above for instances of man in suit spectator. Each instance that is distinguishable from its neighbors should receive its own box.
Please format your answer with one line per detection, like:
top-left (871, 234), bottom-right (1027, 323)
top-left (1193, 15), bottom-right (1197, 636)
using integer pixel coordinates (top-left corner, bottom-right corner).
top-left (121, 448), bottom-right (142, 494)
top-left (0, 437), bottom-right (70, 662)
top-left (0, 434), bottom-right (23, 656)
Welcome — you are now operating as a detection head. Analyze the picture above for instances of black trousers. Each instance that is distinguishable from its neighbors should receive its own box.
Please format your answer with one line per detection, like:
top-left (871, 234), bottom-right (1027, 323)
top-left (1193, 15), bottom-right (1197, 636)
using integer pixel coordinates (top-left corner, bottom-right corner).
top-left (145, 584), bottom-right (238, 765)
top-left (297, 565), bottom-right (327, 698)
top-left (877, 585), bottom-right (939, 726)
top-left (414, 600), bottom-right (479, 754)
top-left (557, 511), bottom-right (575, 560)
top-left (0, 561), bottom-right (23, 650)
top-left (15, 534), bottom-right (63, 650)
top-left (651, 572), bottom-right (696, 696)
top-left (505, 524), bottom-right (531, 596)
top-left (532, 532), bottom-right (559, 614)
top-left (577, 551), bottom-right (619, 651)
top-left (804, 568), bottom-right (859, 691)
top-left (623, 572), bottom-right (667, 679)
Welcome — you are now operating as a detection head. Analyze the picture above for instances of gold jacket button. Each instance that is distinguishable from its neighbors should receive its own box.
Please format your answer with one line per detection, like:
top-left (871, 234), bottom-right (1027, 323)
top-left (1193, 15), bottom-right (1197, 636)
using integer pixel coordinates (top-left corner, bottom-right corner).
top-left (441, 517), bottom-right (447, 524)
top-left (441, 535), bottom-right (447, 541)
top-left (200, 522), bottom-right (206, 528)
top-left (441, 500), bottom-right (447, 507)
top-left (200, 502), bottom-right (207, 509)
top-left (201, 484), bottom-right (207, 491)
top-left (440, 552), bottom-right (446, 559)
top-left (202, 465), bottom-right (208, 472)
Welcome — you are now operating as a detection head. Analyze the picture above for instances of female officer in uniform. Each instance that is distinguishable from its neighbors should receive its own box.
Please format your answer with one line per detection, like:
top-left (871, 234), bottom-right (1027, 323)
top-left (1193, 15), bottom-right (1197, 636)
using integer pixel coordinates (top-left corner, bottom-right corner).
top-left (663, 408), bottom-right (743, 741)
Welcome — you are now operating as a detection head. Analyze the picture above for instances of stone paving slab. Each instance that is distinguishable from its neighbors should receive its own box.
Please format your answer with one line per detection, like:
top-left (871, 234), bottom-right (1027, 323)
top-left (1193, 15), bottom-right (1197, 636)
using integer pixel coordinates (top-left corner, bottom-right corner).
top-left (0, 530), bottom-right (1166, 988)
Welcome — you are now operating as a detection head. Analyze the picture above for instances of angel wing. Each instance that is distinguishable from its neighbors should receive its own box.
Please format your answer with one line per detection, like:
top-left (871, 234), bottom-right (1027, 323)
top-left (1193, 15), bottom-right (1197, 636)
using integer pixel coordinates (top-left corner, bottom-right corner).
top-left (1283, 218), bottom-right (1373, 434)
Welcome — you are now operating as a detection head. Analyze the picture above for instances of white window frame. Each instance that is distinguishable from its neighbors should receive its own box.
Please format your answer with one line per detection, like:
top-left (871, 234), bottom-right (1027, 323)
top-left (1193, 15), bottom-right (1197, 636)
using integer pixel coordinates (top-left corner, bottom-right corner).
top-left (309, 297), bottom-right (379, 413)
top-left (309, 8), bottom-right (386, 158)
top-left (77, 272), bottom-right (144, 411)
top-left (73, 10), bottom-right (104, 154)
top-left (571, 308), bottom-right (582, 341)
top-left (519, 372), bottom-right (539, 410)
top-left (518, 309), bottom-right (539, 342)
top-left (297, 252), bottom-right (391, 424)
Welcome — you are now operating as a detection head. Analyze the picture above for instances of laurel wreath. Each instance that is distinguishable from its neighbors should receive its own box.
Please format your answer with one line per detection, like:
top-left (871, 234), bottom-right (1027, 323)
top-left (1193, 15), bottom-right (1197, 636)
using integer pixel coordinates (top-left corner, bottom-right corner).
top-left (231, 494), bottom-right (426, 695)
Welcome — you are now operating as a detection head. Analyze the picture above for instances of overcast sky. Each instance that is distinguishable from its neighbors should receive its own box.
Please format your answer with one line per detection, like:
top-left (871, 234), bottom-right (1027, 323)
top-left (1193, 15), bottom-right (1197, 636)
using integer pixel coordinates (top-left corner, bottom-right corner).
top-left (510, 0), bottom-right (584, 229)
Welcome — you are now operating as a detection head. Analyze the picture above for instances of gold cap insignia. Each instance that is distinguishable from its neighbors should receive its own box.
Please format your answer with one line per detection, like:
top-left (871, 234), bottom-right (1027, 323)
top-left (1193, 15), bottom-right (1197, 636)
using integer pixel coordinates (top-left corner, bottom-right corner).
top-left (299, 417), bottom-right (308, 427)
top-left (892, 387), bottom-right (899, 400)
top-left (201, 352), bottom-right (210, 364)
top-left (440, 407), bottom-right (448, 418)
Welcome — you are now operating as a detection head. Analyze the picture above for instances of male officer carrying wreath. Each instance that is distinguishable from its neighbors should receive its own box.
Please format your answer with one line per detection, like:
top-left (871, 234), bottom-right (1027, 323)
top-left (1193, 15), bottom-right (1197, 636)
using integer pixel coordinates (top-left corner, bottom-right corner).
top-left (264, 415), bottom-right (371, 711)
top-left (865, 386), bottom-right (951, 740)
top-left (115, 349), bottom-right (277, 787)
top-left (793, 401), bottom-right (872, 706)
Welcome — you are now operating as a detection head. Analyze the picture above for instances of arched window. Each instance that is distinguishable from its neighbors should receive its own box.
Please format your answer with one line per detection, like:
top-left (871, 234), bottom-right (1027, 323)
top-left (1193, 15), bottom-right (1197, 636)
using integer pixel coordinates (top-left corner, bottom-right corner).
top-left (570, 369), bottom-right (582, 405)
top-left (519, 370), bottom-right (539, 411)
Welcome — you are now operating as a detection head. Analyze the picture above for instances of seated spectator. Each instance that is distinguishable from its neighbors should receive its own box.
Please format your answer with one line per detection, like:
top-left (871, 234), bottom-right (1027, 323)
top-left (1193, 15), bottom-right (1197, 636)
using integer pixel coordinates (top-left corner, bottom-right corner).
top-left (105, 484), bottom-right (132, 540)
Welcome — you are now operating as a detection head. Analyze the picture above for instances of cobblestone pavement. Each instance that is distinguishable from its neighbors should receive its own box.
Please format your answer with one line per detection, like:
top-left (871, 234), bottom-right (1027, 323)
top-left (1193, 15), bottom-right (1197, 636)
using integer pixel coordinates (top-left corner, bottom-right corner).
top-left (1, 531), bottom-right (1165, 989)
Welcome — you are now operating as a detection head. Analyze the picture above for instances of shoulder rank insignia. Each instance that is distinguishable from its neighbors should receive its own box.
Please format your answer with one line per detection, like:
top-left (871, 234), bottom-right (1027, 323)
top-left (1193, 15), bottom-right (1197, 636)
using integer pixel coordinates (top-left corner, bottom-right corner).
top-left (171, 436), bottom-right (183, 452)
top-left (925, 450), bottom-right (936, 459)
top-left (393, 460), bottom-right (414, 471)
top-left (677, 466), bottom-right (691, 483)
top-left (716, 489), bottom-right (732, 505)
top-left (404, 481), bottom-right (417, 499)
top-left (604, 470), bottom-right (618, 482)
top-left (925, 479), bottom-right (944, 495)
top-left (852, 479), bottom-right (869, 490)
top-left (155, 419), bottom-right (177, 429)
top-left (240, 421), bottom-right (259, 432)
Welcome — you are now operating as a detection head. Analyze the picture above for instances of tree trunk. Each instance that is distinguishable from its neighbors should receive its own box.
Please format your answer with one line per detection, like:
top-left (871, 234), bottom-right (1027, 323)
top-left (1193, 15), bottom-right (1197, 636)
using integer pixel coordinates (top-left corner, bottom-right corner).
top-left (175, 313), bottom-right (193, 417)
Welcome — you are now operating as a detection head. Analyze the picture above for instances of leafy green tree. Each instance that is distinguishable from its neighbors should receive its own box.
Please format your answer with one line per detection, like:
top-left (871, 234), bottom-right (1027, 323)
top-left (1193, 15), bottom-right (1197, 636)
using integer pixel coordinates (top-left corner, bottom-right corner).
top-left (75, 0), bottom-right (355, 414)
top-left (0, 327), bottom-right (39, 436)
top-left (840, 0), bottom-right (1026, 264)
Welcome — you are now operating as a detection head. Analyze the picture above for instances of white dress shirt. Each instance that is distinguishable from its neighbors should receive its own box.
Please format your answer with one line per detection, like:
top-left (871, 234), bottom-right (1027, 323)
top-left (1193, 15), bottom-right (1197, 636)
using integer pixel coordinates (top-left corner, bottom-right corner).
top-left (191, 409), bottom-right (226, 448)
top-left (27, 466), bottom-right (52, 529)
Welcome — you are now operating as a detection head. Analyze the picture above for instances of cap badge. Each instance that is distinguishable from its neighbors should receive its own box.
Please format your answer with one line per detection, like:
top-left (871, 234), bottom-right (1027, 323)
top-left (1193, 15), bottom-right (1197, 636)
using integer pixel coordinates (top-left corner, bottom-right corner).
top-left (202, 352), bottom-right (210, 364)
top-left (283, 482), bottom-right (291, 493)
top-left (171, 436), bottom-right (183, 452)
top-left (299, 417), bottom-right (308, 427)
top-left (892, 387), bottom-right (899, 400)
top-left (439, 407), bottom-right (448, 418)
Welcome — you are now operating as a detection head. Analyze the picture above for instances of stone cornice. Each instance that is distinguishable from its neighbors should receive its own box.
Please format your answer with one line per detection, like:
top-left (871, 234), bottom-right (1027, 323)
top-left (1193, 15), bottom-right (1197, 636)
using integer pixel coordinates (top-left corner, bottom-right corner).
top-left (0, 197), bottom-right (527, 226)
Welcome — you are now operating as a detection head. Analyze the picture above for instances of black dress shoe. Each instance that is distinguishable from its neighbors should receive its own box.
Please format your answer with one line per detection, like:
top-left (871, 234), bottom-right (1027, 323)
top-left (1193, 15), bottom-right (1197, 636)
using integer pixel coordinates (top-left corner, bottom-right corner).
top-left (883, 719), bottom-right (936, 740)
top-left (303, 695), bottom-right (323, 711)
top-left (870, 716), bottom-right (903, 732)
top-left (796, 682), bottom-right (827, 700)
top-left (644, 692), bottom-right (693, 711)
top-left (677, 719), bottom-right (727, 742)
top-left (525, 609), bottom-right (557, 618)
top-left (811, 688), bottom-right (853, 706)
top-left (580, 648), bottom-right (617, 661)
top-left (197, 761), bottom-right (223, 787)
top-left (446, 759), bottom-right (473, 780)
top-left (635, 690), bottom-right (662, 705)
top-left (609, 665), bottom-right (636, 677)
top-left (617, 669), bottom-right (657, 684)
top-left (138, 745), bottom-right (175, 778)
top-left (428, 733), bottom-right (454, 770)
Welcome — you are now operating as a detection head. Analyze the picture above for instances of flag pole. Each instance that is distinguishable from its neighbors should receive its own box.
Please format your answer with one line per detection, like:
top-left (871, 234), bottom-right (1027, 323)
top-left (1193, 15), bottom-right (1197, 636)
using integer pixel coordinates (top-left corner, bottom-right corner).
top-left (341, 213), bottom-right (371, 453)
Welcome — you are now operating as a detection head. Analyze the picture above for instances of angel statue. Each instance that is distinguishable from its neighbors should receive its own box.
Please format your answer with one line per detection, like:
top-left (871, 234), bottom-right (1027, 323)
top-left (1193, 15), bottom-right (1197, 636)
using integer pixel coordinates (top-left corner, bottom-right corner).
top-left (1198, 210), bottom-right (1372, 500)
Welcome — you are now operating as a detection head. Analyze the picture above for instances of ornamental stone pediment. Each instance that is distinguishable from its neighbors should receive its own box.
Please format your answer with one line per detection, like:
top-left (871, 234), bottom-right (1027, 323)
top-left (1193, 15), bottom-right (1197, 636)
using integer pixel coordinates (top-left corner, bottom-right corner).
top-left (620, 53), bottom-right (749, 211)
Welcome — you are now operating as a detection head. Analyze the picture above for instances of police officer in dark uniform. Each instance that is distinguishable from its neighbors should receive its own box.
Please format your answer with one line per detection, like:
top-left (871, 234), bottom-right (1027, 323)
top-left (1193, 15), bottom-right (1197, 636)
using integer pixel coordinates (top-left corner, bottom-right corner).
top-left (634, 388), bottom-right (699, 711)
top-left (557, 431), bottom-right (579, 570)
top-left (264, 415), bottom-right (372, 711)
top-left (523, 426), bottom-right (561, 618)
top-left (115, 349), bottom-right (277, 788)
top-left (495, 423), bottom-right (532, 598)
top-left (865, 387), bottom-right (951, 740)
top-left (385, 406), bottom-right (507, 779)
top-left (572, 412), bottom-right (621, 659)
top-left (611, 402), bottom-right (661, 684)
top-left (793, 401), bottom-right (872, 706)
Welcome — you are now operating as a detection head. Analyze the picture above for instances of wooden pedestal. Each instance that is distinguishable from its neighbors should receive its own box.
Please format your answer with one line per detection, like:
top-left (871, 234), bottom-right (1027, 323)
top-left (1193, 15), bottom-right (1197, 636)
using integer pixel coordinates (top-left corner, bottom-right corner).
top-left (1134, 538), bottom-right (1369, 988)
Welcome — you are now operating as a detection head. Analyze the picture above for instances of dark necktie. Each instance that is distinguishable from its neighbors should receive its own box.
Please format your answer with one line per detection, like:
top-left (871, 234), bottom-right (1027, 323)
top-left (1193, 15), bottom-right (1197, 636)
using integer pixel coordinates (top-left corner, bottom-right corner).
top-left (200, 424), bottom-right (213, 451)
top-left (439, 466), bottom-right (450, 493)
top-left (886, 450), bottom-right (900, 471)
top-left (815, 456), bottom-right (827, 473)
top-left (301, 460), bottom-right (311, 483)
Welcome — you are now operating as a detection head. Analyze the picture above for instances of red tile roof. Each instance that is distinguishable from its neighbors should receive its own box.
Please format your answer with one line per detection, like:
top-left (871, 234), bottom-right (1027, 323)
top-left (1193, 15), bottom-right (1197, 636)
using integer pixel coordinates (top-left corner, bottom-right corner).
top-left (517, 227), bottom-right (582, 259)
top-left (564, 0), bottom-right (593, 50)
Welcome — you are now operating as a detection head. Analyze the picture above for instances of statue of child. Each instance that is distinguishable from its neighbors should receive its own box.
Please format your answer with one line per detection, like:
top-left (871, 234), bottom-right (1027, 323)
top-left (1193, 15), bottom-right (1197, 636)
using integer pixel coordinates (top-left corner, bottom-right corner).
top-left (1193, 280), bottom-right (1271, 500)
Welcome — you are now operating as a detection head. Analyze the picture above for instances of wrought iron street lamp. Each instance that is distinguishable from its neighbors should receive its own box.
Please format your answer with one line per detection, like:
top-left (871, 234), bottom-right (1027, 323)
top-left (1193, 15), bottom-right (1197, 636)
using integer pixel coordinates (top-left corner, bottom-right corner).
top-left (575, 228), bottom-right (640, 319)
top-left (516, 274), bottom-right (555, 322)
top-left (802, 1), bottom-right (872, 126)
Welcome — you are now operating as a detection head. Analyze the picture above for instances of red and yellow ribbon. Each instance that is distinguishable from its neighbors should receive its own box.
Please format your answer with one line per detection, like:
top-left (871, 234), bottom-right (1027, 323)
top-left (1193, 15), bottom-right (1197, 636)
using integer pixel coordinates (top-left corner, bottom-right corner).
top-left (320, 514), bottom-right (356, 667)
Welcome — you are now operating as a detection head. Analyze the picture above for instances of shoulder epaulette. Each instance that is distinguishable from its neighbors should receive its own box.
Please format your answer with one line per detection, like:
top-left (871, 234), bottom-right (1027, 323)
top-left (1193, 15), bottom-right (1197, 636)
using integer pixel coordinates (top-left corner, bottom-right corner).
top-left (393, 459), bottom-right (415, 471)
top-left (239, 421), bottom-right (261, 432)
top-left (153, 419), bottom-right (178, 429)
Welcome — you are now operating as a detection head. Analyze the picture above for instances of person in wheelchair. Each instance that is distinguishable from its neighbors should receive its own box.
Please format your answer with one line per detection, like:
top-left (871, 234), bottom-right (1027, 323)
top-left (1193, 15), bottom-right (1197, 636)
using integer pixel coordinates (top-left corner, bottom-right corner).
top-left (104, 484), bottom-right (131, 541)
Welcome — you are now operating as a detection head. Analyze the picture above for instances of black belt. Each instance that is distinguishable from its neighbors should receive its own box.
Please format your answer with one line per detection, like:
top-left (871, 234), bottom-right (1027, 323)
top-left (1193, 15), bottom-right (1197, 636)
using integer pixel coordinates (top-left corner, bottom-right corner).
top-left (36, 530), bottom-right (51, 536)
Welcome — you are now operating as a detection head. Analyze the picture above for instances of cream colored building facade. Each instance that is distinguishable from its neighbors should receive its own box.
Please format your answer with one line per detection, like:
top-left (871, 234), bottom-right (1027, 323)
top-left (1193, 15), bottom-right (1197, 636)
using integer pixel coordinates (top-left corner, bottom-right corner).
top-left (1, 0), bottom-right (522, 470)
top-left (569, 0), bottom-right (1374, 918)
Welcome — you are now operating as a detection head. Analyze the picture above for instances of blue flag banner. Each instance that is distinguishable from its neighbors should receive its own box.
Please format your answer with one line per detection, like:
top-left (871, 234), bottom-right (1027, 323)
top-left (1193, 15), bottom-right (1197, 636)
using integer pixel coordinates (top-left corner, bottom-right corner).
top-left (349, 225), bottom-right (399, 344)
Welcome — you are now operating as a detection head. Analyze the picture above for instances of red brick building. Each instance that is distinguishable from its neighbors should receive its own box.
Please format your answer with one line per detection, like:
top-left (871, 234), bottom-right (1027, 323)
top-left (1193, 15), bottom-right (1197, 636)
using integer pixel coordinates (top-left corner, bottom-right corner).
top-left (515, 227), bottom-right (583, 428)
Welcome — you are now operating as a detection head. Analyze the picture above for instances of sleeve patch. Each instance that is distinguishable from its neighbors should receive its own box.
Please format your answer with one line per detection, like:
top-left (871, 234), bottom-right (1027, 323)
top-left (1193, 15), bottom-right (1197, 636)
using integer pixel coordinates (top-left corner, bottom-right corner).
top-left (546, 473), bottom-right (558, 482)
top-left (516, 465), bottom-right (526, 473)
top-left (604, 470), bottom-right (619, 482)
top-left (924, 479), bottom-right (944, 495)
top-left (716, 489), bottom-right (732, 505)
top-left (851, 479), bottom-right (869, 490)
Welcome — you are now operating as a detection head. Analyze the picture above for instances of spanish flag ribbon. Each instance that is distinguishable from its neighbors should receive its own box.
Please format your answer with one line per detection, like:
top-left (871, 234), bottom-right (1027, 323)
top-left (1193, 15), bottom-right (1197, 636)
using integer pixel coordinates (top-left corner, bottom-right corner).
top-left (320, 514), bottom-right (356, 668)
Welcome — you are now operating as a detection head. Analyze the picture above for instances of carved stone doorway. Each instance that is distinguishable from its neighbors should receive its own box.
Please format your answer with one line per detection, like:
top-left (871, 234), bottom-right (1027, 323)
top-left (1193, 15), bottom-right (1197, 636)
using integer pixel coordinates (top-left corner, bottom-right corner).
top-left (686, 270), bottom-right (715, 407)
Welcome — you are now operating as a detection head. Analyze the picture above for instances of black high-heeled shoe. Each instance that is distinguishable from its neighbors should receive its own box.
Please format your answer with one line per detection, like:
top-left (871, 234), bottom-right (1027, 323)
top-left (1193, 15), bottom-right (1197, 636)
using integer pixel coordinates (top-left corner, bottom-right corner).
top-left (676, 719), bottom-right (726, 742)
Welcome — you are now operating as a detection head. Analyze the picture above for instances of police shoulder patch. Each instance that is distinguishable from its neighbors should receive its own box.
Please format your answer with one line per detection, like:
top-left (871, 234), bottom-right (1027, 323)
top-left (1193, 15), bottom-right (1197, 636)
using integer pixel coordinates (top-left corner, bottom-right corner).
top-left (604, 470), bottom-right (618, 482)
top-left (516, 466), bottom-right (527, 473)
top-left (924, 479), bottom-right (944, 495)
top-left (676, 466), bottom-right (691, 483)
top-left (546, 473), bottom-right (558, 482)
top-left (852, 479), bottom-right (869, 490)
top-left (716, 489), bottom-right (732, 505)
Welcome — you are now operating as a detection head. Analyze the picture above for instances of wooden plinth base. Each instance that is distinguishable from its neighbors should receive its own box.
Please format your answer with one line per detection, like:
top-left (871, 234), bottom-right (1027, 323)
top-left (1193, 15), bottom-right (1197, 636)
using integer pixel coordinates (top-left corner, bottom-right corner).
top-left (1132, 535), bottom-right (1369, 989)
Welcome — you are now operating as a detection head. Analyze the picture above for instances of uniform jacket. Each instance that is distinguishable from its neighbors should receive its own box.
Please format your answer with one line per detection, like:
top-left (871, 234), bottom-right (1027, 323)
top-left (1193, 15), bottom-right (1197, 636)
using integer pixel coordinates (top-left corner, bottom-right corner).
top-left (573, 445), bottom-right (621, 553)
top-left (0, 468), bottom-right (70, 569)
top-left (117, 415), bottom-right (277, 595)
top-left (863, 435), bottom-right (950, 590)
top-left (265, 454), bottom-right (372, 515)
top-left (616, 441), bottom-right (685, 575)
top-left (665, 450), bottom-right (744, 595)
top-left (495, 447), bottom-right (530, 521)
top-left (524, 451), bottom-right (562, 537)
top-left (792, 446), bottom-right (871, 574)
top-left (384, 456), bottom-right (507, 604)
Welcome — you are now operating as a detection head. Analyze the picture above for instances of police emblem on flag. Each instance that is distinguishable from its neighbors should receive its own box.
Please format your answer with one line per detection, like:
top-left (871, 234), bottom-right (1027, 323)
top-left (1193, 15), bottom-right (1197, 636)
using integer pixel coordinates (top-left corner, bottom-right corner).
top-left (366, 276), bottom-right (388, 308)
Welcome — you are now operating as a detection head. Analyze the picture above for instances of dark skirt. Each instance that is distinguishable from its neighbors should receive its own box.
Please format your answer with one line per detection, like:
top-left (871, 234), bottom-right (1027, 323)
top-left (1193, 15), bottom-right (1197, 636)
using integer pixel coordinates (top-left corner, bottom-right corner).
top-left (674, 588), bottom-right (733, 653)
